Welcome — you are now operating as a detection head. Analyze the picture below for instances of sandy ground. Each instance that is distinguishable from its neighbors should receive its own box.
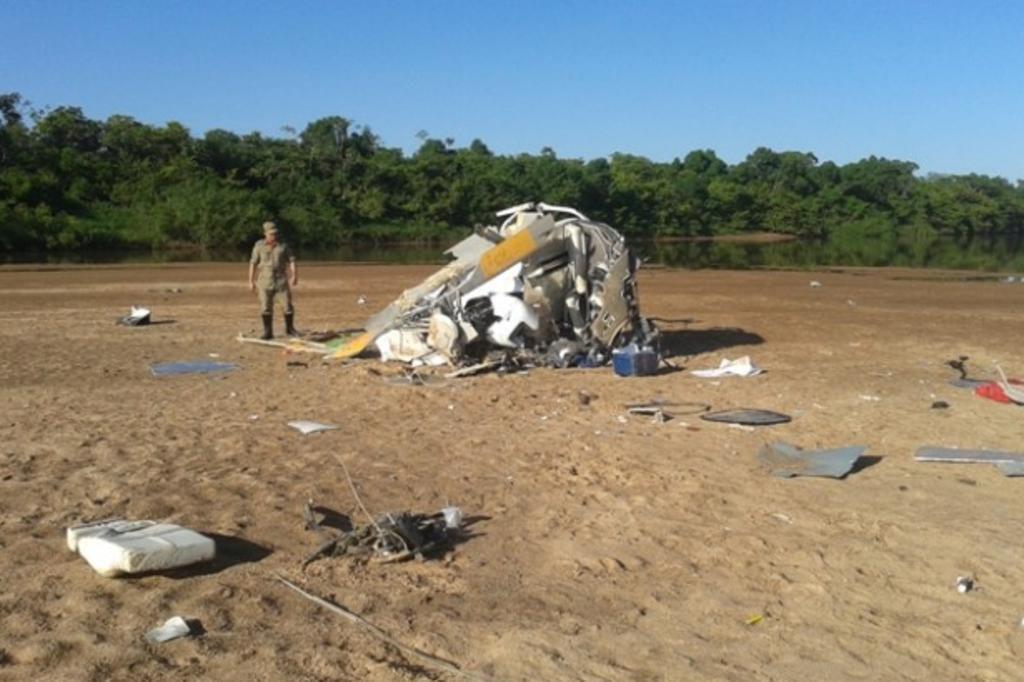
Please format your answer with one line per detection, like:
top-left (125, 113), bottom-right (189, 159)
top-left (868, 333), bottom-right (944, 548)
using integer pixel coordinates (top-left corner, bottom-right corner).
top-left (1, 261), bottom-right (1023, 682)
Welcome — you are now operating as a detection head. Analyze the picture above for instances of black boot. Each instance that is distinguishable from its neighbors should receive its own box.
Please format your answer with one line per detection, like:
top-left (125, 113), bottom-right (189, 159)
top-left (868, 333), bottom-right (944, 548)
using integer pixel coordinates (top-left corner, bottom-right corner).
top-left (284, 312), bottom-right (298, 337)
top-left (261, 314), bottom-right (273, 340)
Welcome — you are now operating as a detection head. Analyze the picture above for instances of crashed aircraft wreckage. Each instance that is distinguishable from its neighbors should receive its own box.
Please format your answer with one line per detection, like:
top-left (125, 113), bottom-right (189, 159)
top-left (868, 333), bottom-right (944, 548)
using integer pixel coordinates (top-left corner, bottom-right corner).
top-left (331, 202), bottom-right (658, 370)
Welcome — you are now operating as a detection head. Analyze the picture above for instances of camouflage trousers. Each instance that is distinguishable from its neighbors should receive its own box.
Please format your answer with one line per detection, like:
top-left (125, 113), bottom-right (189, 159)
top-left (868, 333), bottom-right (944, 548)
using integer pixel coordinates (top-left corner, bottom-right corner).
top-left (258, 285), bottom-right (294, 316)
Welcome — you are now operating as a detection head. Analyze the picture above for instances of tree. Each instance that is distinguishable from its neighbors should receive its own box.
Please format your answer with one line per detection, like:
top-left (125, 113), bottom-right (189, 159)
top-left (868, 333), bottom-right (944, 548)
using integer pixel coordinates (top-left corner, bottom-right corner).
top-left (1, 94), bottom-right (1023, 253)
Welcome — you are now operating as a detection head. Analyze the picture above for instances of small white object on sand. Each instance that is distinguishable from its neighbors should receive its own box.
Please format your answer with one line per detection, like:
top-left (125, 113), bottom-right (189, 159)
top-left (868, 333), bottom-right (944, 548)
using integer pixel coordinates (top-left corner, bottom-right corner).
top-left (287, 420), bottom-right (339, 435)
top-left (955, 576), bottom-right (974, 594)
top-left (441, 506), bottom-right (464, 529)
top-left (692, 356), bottom-right (763, 378)
top-left (145, 616), bottom-right (192, 643)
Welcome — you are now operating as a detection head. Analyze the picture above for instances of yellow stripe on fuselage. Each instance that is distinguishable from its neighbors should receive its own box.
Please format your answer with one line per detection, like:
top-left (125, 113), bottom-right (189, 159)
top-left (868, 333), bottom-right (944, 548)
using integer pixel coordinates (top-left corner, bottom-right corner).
top-left (479, 228), bottom-right (538, 279)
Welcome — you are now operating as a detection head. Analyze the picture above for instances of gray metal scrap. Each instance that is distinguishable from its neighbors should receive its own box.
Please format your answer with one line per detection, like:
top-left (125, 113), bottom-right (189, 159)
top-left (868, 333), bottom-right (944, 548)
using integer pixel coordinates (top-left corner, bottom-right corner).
top-left (915, 446), bottom-right (1024, 477)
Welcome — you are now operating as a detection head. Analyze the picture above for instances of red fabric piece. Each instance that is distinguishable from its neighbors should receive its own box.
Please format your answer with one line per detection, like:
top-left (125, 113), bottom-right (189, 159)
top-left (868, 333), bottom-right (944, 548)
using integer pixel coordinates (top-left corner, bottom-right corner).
top-left (975, 378), bottom-right (1024, 404)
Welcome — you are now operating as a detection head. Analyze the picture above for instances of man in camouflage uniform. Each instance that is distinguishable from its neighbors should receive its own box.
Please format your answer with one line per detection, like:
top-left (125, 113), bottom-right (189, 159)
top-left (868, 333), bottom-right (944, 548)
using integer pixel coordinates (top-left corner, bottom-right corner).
top-left (248, 221), bottom-right (298, 340)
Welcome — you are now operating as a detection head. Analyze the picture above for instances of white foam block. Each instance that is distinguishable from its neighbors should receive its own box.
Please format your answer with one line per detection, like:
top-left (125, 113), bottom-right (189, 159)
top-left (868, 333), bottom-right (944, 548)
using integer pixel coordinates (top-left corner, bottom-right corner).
top-left (76, 523), bottom-right (215, 578)
top-left (66, 519), bottom-right (154, 552)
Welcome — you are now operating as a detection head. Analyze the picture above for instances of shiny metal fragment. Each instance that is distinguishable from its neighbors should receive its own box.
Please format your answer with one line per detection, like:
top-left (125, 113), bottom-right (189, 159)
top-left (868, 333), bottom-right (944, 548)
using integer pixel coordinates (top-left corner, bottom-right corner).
top-left (701, 409), bottom-right (792, 426)
top-left (914, 446), bottom-right (1024, 477)
top-left (758, 442), bottom-right (867, 479)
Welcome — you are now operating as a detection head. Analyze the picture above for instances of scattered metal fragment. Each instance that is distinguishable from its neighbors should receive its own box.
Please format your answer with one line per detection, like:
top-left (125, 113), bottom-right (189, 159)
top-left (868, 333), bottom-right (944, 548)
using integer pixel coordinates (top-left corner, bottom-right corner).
top-left (624, 400), bottom-right (709, 417)
top-left (915, 446), bottom-right (1024, 477)
top-left (701, 409), bottom-right (792, 426)
top-left (661, 357), bottom-right (681, 371)
top-left (384, 369), bottom-right (446, 386)
top-left (117, 305), bottom-right (151, 326)
top-left (999, 462), bottom-right (1024, 476)
top-left (441, 506), bottom-right (463, 529)
top-left (302, 499), bottom-right (321, 532)
top-left (445, 360), bottom-right (502, 379)
top-left (150, 361), bottom-right (237, 377)
top-left (758, 442), bottom-right (868, 479)
top-left (144, 616), bottom-right (194, 644)
top-left (236, 334), bottom-right (334, 355)
top-left (288, 421), bottom-right (338, 435)
top-left (950, 378), bottom-right (988, 389)
top-left (955, 576), bottom-right (974, 594)
top-left (626, 405), bottom-right (671, 422)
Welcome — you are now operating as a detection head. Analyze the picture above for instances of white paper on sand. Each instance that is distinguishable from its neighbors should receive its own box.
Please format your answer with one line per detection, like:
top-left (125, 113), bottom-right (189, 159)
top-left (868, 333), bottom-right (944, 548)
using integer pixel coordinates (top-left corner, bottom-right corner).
top-left (145, 616), bottom-right (192, 644)
top-left (287, 420), bottom-right (339, 435)
top-left (69, 520), bottom-right (216, 578)
top-left (692, 356), bottom-right (763, 378)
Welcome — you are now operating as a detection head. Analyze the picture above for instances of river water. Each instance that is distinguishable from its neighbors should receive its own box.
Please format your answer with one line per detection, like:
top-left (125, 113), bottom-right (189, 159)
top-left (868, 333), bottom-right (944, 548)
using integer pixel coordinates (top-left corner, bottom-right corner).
top-left (4, 233), bottom-right (1023, 272)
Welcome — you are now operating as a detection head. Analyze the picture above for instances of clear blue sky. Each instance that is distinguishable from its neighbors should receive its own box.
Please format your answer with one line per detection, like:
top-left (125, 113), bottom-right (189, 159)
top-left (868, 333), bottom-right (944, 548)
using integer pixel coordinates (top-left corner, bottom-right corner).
top-left (4, 1), bottom-right (1022, 180)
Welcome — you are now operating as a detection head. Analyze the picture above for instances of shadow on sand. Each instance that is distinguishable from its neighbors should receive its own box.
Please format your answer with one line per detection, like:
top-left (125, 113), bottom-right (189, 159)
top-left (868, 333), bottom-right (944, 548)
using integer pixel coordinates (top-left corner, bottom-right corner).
top-left (659, 327), bottom-right (765, 360)
top-left (157, 533), bottom-right (272, 579)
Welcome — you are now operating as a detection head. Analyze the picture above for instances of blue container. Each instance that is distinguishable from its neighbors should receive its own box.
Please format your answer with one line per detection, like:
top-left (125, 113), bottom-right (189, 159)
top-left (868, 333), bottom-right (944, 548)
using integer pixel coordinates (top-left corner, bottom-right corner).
top-left (612, 344), bottom-right (660, 377)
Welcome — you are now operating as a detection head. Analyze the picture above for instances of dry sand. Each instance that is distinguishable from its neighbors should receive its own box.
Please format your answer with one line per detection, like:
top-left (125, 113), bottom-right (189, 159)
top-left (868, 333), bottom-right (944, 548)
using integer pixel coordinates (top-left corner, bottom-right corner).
top-left (1, 262), bottom-right (1023, 681)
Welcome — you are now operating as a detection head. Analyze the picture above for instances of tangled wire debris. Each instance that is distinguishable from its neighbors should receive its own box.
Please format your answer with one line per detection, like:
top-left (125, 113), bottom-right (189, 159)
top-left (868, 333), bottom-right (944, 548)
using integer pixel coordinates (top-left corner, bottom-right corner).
top-left (302, 503), bottom-right (464, 567)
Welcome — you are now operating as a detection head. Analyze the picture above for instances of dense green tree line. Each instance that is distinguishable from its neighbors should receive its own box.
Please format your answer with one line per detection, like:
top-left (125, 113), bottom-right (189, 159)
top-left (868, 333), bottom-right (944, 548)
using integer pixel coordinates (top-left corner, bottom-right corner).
top-left (1, 92), bottom-right (1022, 252)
